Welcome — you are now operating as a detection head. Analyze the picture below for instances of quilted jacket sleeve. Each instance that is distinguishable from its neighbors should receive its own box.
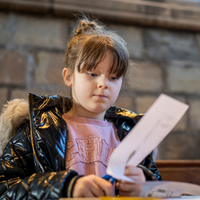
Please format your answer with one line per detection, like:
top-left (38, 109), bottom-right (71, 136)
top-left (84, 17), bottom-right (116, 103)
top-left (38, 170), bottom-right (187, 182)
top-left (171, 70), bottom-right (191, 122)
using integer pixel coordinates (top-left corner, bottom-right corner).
top-left (0, 123), bottom-right (79, 200)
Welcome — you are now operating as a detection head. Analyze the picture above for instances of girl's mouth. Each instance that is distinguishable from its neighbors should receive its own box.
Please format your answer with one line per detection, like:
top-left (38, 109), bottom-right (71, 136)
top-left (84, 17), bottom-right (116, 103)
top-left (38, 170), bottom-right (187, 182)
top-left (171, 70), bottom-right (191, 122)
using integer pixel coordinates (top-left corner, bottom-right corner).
top-left (94, 95), bottom-right (107, 99)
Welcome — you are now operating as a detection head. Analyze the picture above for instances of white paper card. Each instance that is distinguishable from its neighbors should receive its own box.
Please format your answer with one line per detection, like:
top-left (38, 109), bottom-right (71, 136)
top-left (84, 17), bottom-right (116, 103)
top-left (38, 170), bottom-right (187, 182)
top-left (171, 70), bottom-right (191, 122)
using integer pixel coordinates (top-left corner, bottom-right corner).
top-left (139, 181), bottom-right (200, 197)
top-left (106, 94), bottom-right (189, 182)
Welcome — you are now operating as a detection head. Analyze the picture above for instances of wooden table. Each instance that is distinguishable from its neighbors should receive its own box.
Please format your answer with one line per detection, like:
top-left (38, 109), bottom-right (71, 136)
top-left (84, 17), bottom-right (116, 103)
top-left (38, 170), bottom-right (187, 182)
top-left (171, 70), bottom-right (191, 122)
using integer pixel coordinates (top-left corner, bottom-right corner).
top-left (156, 160), bottom-right (200, 185)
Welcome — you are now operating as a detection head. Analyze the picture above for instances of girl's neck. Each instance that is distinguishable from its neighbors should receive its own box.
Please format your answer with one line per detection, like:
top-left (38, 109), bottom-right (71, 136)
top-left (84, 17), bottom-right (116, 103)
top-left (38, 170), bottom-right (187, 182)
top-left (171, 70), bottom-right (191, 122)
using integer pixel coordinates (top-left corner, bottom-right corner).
top-left (67, 105), bottom-right (106, 121)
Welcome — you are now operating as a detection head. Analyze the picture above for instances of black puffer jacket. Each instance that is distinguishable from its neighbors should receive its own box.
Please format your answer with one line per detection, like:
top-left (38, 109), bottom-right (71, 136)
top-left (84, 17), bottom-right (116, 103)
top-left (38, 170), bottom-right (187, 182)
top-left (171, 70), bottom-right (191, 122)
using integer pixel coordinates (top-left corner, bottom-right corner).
top-left (0, 93), bottom-right (162, 200)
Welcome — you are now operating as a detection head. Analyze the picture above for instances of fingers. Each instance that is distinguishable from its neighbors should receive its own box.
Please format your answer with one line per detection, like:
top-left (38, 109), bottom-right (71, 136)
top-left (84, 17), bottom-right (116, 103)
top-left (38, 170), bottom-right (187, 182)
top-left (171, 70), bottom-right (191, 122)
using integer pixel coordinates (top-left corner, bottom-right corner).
top-left (115, 166), bottom-right (146, 197)
top-left (72, 166), bottom-right (145, 198)
top-left (124, 165), bottom-right (146, 183)
top-left (93, 176), bottom-right (114, 197)
top-left (73, 174), bottom-right (114, 198)
top-left (83, 189), bottom-right (97, 198)
top-left (88, 181), bottom-right (105, 197)
top-left (116, 180), bottom-right (142, 191)
top-left (116, 181), bottom-right (143, 197)
top-left (125, 165), bottom-right (143, 176)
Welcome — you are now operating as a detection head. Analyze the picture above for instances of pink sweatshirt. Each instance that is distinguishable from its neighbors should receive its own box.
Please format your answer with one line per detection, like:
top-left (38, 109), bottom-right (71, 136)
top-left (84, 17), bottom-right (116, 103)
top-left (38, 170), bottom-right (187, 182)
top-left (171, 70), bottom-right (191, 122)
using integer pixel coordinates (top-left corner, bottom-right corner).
top-left (62, 114), bottom-right (120, 177)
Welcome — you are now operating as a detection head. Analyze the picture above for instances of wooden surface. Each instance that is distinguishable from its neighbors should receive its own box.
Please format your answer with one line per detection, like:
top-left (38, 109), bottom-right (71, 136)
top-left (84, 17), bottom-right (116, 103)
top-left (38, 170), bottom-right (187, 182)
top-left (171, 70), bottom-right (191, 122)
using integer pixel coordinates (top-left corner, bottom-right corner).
top-left (156, 160), bottom-right (200, 185)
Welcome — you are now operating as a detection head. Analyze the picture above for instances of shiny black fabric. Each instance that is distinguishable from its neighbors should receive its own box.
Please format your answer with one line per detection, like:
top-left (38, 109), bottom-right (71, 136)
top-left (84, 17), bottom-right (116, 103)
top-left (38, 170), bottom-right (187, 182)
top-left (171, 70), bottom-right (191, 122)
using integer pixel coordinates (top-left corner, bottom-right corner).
top-left (0, 93), bottom-right (161, 200)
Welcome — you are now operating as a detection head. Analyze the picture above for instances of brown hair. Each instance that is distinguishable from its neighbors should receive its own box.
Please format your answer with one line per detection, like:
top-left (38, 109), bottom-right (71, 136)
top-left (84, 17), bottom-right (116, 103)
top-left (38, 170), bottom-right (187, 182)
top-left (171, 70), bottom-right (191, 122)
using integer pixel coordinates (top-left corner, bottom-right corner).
top-left (65, 17), bottom-right (129, 78)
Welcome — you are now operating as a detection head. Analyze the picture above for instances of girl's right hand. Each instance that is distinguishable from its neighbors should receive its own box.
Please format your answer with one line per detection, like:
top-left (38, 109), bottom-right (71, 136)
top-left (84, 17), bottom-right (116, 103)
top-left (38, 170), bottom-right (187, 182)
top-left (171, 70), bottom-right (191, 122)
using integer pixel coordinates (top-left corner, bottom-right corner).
top-left (73, 174), bottom-right (114, 197)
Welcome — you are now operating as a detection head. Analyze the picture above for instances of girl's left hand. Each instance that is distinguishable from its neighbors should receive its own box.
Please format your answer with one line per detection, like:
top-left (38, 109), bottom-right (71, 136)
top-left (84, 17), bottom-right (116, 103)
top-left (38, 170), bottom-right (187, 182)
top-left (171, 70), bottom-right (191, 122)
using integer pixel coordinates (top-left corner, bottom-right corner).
top-left (116, 165), bottom-right (145, 196)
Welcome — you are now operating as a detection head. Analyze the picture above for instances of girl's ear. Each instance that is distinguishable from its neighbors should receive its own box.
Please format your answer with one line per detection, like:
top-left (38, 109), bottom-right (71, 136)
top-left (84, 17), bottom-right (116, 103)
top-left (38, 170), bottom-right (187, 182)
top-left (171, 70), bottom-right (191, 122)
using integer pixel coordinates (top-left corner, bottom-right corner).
top-left (63, 68), bottom-right (73, 87)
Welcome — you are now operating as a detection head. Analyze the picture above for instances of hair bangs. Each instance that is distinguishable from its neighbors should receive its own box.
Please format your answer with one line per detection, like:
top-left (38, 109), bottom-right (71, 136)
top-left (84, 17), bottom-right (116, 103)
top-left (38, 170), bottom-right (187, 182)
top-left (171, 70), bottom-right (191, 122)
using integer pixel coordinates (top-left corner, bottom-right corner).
top-left (76, 35), bottom-right (129, 78)
top-left (77, 36), bottom-right (108, 72)
top-left (108, 47), bottom-right (129, 78)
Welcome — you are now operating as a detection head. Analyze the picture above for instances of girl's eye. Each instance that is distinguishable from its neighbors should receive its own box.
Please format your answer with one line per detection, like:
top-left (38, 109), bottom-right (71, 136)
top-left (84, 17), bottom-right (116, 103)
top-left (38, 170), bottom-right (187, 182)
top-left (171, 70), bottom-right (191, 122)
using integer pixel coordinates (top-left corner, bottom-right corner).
top-left (87, 72), bottom-right (97, 77)
top-left (111, 76), bottom-right (118, 80)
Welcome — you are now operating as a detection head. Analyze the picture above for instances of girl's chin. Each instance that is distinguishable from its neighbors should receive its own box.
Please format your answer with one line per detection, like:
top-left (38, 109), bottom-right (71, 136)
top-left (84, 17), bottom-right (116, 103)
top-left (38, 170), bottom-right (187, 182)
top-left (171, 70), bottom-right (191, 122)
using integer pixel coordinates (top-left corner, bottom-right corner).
top-left (85, 108), bottom-right (107, 116)
top-left (89, 105), bottom-right (110, 112)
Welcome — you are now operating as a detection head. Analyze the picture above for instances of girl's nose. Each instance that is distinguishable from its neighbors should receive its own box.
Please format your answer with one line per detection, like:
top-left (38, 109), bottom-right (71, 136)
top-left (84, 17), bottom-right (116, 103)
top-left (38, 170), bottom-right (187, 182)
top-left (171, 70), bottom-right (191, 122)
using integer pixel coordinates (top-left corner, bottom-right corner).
top-left (97, 78), bottom-right (109, 89)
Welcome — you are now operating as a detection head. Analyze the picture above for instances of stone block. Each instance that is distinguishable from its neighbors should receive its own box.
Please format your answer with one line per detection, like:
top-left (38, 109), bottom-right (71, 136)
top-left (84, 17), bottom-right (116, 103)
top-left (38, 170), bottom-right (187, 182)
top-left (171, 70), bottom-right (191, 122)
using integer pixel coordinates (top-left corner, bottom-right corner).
top-left (136, 95), bottom-right (157, 114)
top-left (0, 50), bottom-right (26, 85)
top-left (157, 132), bottom-right (200, 160)
top-left (108, 24), bottom-right (143, 59)
top-left (188, 98), bottom-right (200, 131)
top-left (126, 61), bottom-right (163, 92)
top-left (144, 29), bottom-right (200, 61)
top-left (14, 15), bottom-right (68, 49)
top-left (166, 60), bottom-right (200, 94)
top-left (11, 88), bottom-right (66, 100)
top-left (0, 88), bottom-right (8, 114)
top-left (34, 51), bottom-right (65, 85)
top-left (0, 14), bottom-right (8, 45)
top-left (114, 93), bottom-right (135, 112)
top-left (11, 89), bottom-right (29, 100)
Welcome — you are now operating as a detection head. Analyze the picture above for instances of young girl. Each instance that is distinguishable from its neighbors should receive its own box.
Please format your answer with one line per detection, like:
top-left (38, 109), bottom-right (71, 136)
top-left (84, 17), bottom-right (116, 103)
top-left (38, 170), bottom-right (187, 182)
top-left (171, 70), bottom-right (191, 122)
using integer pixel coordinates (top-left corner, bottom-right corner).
top-left (0, 17), bottom-right (161, 199)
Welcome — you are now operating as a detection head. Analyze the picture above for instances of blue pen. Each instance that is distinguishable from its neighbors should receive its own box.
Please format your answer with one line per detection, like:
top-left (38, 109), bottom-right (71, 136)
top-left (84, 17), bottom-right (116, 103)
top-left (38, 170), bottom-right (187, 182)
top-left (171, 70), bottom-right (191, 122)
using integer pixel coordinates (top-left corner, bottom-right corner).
top-left (102, 174), bottom-right (116, 184)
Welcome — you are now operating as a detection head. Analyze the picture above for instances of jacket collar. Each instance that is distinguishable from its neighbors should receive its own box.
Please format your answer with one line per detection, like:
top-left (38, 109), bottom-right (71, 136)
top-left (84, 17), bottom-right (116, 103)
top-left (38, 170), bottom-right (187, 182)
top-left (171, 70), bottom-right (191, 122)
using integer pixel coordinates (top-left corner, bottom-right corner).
top-left (0, 93), bottom-right (141, 156)
top-left (29, 93), bottom-right (141, 127)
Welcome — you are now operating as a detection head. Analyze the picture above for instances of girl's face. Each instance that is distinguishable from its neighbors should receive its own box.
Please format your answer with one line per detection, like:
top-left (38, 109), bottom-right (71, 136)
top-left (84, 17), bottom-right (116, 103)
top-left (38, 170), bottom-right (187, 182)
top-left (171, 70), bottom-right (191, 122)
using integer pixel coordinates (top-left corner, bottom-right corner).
top-left (63, 50), bottom-right (123, 120)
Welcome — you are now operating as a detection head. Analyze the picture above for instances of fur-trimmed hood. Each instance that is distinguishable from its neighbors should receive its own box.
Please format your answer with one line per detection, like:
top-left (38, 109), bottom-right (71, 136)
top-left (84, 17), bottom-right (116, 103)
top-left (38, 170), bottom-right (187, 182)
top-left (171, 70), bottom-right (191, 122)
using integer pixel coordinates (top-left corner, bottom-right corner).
top-left (0, 99), bottom-right (29, 156)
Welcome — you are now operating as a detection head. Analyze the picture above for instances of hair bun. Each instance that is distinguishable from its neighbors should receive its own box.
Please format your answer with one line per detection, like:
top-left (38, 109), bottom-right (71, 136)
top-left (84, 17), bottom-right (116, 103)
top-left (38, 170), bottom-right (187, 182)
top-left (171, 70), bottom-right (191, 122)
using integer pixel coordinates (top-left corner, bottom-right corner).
top-left (74, 19), bottom-right (99, 37)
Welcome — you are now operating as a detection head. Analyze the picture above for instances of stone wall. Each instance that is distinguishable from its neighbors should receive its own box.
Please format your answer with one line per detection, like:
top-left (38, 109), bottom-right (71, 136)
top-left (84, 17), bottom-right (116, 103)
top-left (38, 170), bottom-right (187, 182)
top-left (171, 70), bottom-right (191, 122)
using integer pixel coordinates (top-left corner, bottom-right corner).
top-left (0, 12), bottom-right (200, 160)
